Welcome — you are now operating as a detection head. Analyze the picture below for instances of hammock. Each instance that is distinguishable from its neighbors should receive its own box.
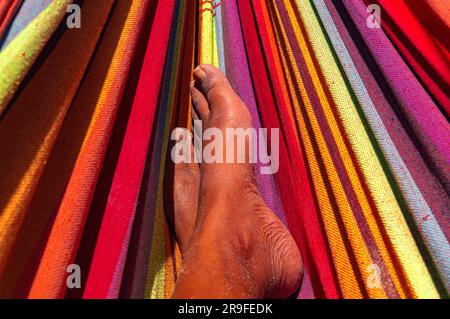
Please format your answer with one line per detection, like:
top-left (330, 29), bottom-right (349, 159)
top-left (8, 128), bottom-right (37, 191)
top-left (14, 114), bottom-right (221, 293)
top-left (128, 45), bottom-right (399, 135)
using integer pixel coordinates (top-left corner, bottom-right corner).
top-left (0, 0), bottom-right (448, 299)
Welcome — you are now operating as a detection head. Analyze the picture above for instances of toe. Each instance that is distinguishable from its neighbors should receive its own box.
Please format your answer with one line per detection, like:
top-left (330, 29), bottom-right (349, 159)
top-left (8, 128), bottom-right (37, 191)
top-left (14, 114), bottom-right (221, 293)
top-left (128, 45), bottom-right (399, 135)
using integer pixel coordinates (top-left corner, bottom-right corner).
top-left (190, 80), bottom-right (210, 119)
top-left (193, 64), bottom-right (239, 109)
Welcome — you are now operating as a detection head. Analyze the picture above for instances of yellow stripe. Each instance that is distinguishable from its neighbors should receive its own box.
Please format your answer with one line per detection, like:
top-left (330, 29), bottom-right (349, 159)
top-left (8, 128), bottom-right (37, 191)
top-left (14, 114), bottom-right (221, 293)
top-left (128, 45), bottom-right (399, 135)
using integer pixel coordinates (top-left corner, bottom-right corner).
top-left (145, 207), bottom-right (166, 299)
top-left (200, 1), bottom-right (219, 67)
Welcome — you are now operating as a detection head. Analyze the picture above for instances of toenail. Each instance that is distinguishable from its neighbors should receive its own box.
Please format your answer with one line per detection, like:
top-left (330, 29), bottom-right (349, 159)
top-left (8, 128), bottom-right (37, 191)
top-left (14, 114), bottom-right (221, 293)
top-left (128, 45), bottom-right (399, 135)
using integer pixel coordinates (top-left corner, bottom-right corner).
top-left (193, 65), bottom-right (204, 73)
top-left (193, 69), bottom-right (206, 80)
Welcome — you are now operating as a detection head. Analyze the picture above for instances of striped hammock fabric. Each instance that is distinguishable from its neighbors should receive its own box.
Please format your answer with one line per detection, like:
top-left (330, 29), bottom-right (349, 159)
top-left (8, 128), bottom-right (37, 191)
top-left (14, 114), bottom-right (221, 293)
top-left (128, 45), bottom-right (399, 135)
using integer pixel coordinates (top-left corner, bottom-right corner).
top-left (0, 0), bottom-right (448, 299)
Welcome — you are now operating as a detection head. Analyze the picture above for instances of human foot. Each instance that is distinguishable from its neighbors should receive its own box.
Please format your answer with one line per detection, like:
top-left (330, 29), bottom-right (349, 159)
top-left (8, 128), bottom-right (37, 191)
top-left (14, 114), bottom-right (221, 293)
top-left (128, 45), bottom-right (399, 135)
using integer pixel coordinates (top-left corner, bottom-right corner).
top-left (173, 65), bottom-right (303, 298)
top-left (170, 128), bottom-right (200, 254)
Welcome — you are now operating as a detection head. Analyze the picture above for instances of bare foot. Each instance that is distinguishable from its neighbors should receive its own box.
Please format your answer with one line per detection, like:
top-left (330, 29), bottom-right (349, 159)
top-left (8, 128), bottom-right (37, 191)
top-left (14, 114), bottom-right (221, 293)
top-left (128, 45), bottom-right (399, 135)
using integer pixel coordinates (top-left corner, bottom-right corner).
top-left (172, 65), bottom-right (303, 298)
top-left (170, 129), bottom-right (200, 254)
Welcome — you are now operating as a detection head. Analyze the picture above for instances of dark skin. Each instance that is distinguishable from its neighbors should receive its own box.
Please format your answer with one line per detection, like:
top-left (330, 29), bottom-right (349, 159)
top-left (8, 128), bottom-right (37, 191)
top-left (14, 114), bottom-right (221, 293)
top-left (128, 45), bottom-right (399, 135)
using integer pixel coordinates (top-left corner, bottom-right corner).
top-left (171, 64), bottom-right (303, 298)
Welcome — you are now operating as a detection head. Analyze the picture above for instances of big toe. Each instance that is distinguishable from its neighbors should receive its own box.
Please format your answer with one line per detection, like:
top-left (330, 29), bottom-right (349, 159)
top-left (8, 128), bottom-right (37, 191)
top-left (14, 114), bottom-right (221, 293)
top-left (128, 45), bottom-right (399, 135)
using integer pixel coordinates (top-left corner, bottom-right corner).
top-left (193, 64), bottom-right (240, 110)
top-left (190, 80), bottom-right (209, 120)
